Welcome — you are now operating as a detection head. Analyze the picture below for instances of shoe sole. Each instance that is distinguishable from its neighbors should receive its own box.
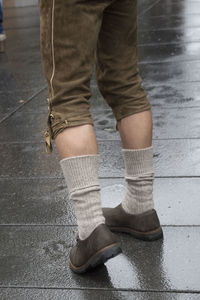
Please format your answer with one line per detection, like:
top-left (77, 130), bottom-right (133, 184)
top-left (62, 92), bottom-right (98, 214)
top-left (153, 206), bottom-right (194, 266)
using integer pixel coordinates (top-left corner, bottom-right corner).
top-left (109, 226), bottom-right (163, 241)
top-left (69, 243), bottom-right (122, 274)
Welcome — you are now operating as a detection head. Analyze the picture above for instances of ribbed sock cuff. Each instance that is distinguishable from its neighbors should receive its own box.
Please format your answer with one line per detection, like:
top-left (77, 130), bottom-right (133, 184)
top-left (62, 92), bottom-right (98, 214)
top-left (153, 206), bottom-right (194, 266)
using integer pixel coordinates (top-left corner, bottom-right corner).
top-left (60, 154), bottom-right (100, 194)
top-left (122, 146), bottom-right (154, 177)
top-left (121, 146), bottom-right (155, 214)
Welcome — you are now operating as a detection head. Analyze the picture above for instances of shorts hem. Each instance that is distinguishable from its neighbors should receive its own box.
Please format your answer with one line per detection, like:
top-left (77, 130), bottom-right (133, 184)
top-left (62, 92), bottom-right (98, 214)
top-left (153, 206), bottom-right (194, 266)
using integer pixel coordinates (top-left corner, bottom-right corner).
top-left (112, 98), bottom-right (152, 131)
top-left (52, 119), bottom-right (94, 140)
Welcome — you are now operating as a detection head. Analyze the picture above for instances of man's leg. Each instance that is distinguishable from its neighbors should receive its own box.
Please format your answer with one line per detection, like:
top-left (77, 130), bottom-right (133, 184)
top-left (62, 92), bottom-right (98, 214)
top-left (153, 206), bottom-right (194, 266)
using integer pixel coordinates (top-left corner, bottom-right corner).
top-left (117, 110), bottom-right (155, 216)
top-left (55, 124), bottom-right (98, 159)
top-left (55, 124), bottom-right (104, 241)
top-left (117, 110), bottom-right (152, 149)
top-left (96, 0), bottom-right (163, 240)
top-left (38, 0), bottom-right (121, 273)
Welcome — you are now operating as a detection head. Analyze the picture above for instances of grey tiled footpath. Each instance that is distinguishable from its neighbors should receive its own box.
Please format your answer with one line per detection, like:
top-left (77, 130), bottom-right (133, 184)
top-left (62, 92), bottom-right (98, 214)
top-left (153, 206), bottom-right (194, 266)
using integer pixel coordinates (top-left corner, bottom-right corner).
top-left (0, 0), bottom-right (200, 299)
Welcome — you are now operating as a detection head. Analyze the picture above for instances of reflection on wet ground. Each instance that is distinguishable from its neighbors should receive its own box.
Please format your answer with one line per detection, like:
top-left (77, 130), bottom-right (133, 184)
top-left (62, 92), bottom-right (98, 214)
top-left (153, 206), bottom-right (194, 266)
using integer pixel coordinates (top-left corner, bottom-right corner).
top-left (1, 0), bottom-right (200, 299)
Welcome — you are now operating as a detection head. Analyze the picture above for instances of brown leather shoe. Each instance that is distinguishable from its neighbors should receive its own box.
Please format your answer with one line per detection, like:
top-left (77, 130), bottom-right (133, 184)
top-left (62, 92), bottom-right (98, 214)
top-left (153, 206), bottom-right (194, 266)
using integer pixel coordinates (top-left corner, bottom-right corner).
top-left (69, 224), bottom-right (122, 274)
top-left (102, 204), bottom-right (163, 241)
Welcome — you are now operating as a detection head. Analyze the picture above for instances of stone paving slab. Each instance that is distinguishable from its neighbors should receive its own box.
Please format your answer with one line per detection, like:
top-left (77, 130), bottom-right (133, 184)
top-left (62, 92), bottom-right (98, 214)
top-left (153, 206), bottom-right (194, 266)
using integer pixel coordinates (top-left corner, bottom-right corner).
top-left (4, 0), bottom-right (37, 8)
top-left (0, 105), bottom-right (200, 142)
top-left (0, 139), bottom-right (200, 178)
top-left (3, 5), bottom-right (39, 19)
top-left (148, 1), bottom-right (200, 17)
top-left (139, 14), bottom-right (200, 31)
top-left (140, 61), bottom-right (200, 83)
top-left (0, 90), bottom-right (40, 116)
top-left (1, 51), bottom-right (45, 93)
top-left (0, 177), bottom-right (200, 226)
top-left (138, 28), bottom-right (200, 44)
top-left (1, 288), bottom-right (200, 300)
top-left (0, 27), bottom-right (45, 118)
top-left (0, 54), bottom-right (44, 122)
top-left (3, 11), bottom-right (39, 30)
top-left (0, 226), bottom-right (200, 291)
top-left (138, 0), bottom-right (158, 14)
top-left (138, 43), bottom-right (200, 63)
top-left (2, 29), bottom-right (45, 96)
top-left (4, 27), bottom-right (40, 53)
top-left (0, 54), bottom-right (18, 91)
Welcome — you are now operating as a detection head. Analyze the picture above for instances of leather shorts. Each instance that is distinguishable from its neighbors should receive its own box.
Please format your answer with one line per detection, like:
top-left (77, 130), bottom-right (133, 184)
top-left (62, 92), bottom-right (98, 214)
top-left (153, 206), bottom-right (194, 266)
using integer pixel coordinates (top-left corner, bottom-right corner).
top-left (38, 0), bottom-right (151, 153)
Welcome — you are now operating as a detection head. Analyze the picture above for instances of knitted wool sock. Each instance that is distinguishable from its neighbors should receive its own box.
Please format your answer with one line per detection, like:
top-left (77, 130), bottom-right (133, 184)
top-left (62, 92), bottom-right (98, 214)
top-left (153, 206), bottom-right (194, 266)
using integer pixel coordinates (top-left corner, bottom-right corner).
top-left (60, 154), bottom-right (105, 240)
top-left (121, 145), bottom-right (155, 215)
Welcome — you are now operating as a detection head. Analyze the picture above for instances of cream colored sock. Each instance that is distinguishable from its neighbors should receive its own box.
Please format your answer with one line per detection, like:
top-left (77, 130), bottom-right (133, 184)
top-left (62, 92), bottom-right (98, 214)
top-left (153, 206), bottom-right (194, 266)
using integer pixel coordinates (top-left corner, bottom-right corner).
top-left (121, 145), bottom-right (155, 215)
top-left (60, 154), bottom-right (105, 240)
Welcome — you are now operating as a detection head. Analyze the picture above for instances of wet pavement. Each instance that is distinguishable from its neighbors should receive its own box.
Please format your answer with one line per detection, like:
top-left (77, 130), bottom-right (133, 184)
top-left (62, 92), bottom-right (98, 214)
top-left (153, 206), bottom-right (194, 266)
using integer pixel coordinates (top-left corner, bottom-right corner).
top-left (1, 0), bottom-right (200, 299)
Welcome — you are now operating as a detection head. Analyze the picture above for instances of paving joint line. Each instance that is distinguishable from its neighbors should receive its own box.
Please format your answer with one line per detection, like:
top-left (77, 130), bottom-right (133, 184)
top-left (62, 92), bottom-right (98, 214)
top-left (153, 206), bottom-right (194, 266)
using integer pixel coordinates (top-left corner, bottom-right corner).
top-left (0, 85), bottom-right (47, 126)
top-left (139, 40), bottom-right (200, 47)
top-left (0, 286), bottom-right (199, 294)
top-left (138, 58), bottom-right (200, 65)
top-left (0, 224), bottom-right (199, 227)
top-left (4, 5), bottom-right (38, 10)
top-left (138, 26), bottom-right (200, 32)
top-left (138, 0), bottom-right (161, 18)
top-left (141, 13), bottom-right (200, 18)
top-left (1, 176), bottom-right (200, 180)
top-left (138, 61), bottom-right (200, 66)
